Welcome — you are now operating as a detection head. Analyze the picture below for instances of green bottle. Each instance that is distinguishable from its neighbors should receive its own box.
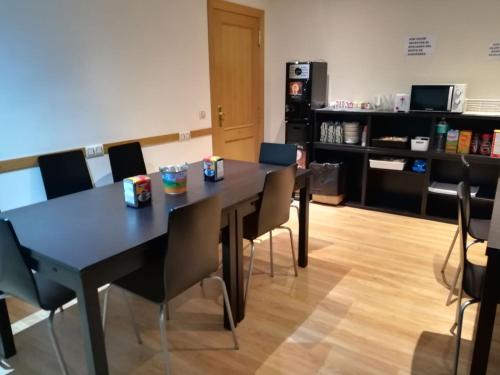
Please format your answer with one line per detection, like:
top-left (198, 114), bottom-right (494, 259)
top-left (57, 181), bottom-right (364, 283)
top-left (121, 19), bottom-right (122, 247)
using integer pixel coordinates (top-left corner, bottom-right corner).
top-left (435, 118), bottom-right (448, 152)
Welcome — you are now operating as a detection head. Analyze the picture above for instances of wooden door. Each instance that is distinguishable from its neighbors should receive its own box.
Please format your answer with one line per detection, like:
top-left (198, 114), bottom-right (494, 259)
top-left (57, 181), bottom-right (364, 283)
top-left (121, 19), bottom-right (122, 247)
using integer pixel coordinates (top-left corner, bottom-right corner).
top-left (208, 0), bottom-right (264, 161)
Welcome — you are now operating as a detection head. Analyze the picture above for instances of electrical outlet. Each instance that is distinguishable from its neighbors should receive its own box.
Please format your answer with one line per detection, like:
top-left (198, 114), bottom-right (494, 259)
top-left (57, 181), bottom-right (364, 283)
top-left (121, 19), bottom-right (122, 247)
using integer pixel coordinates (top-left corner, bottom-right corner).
top-left (199, 110), bottom-right (206, 119)
top-left (85, 144), bottom-right (104, 158)
top-left (179, 131), bottom-right (191, 141)
top-left (94, 144), bottom-right (104, 157)
top-left (85, 146), bottom-right (95, 158)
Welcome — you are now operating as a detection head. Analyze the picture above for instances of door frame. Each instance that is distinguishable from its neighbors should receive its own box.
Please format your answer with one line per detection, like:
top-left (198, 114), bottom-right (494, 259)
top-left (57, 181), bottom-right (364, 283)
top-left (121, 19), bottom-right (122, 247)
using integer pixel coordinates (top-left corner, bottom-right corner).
top-left (207, 0), bottom-right (264, 159)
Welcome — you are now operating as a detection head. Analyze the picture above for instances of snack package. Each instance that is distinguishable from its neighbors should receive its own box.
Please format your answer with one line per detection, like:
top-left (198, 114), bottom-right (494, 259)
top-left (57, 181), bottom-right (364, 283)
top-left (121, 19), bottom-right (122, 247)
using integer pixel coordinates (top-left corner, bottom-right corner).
top-left (123, 175), bottom-right (151, 208)
top-left (457, 130), bottom-right (472, 154)
top-left (445, 129), bottom-right (459, 153)
top-left (203, 156), bottom-right (224, 181)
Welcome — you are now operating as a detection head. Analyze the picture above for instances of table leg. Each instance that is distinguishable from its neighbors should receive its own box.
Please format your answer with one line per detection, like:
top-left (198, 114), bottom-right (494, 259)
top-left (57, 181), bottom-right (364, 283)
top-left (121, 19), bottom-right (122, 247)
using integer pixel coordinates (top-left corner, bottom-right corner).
top-left (222, 210), bottom-right (241, 329)
top-left (298, 176), bottom-right (310, 268)
top-left (76, 279), bottom-right (109, 375)
top-left (0, 298), bottom-right (15, 358)
top-left (469, 251), bottom-right (500, 374)
top-left (234, 207), bottom-right (245, 323)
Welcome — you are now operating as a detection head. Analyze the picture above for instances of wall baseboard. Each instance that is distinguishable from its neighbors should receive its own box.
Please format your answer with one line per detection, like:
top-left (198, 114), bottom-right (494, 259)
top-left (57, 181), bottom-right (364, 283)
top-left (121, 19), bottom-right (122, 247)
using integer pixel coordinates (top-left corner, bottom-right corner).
top-left (0, 127), bottom-right (212, 174)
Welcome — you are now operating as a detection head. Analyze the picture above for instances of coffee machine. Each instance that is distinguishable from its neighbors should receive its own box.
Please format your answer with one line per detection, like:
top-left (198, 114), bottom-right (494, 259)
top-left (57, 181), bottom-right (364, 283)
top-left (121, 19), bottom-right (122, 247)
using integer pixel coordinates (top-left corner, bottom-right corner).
top-left (285, 61), bottom-right (328, 167)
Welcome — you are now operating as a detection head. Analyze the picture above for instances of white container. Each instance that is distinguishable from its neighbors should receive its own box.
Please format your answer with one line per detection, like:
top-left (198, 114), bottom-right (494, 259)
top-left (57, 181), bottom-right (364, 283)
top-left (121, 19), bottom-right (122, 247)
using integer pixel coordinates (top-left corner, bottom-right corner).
top-left (369, 158), bottom-right (407, 171)
top-left (411, 137), bottom-right (430, 151)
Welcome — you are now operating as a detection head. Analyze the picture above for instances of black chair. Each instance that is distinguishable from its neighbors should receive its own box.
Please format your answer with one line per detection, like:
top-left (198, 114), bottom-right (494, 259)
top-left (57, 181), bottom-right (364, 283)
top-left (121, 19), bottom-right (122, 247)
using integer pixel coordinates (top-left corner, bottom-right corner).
top-left (101, 195), bottom-right (238, 373)
top-left (441, 155), bottom-right (491, 306)
top-left (0, 219), bottom-right (75, 374)
top-left (38, 150), bottom-right (93, 200)
top-left (108, 142), bottom-right (147, 182)
top-left (452, 182), bottom-right (495, 375)
top-left (243, 164), bottom-right (298, 309)
top-left (258, 142), bottom-right (299, 218)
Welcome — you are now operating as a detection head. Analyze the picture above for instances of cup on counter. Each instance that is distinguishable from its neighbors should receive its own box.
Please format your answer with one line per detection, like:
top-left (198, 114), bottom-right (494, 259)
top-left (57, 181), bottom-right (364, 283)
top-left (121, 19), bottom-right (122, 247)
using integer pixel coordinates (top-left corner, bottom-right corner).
top-left (159, 164), bottom-right (189, 194)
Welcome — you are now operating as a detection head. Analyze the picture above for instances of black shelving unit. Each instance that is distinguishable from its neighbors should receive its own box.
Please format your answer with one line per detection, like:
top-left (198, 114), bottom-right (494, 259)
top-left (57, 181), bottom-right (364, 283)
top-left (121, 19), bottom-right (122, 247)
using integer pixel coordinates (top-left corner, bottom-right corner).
top-left (312, 109), bottom-right (500, 222)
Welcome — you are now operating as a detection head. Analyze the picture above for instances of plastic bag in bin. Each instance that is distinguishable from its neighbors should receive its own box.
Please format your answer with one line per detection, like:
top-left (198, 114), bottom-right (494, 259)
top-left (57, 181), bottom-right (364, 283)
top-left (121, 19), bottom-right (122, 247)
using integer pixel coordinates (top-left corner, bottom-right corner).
top-left (310, 162), bottom-right (345, 196)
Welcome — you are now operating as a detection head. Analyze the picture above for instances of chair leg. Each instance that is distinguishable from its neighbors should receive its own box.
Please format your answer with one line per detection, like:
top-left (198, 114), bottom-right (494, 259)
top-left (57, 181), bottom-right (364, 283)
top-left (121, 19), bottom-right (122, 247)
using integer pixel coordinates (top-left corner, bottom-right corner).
top-left (159, 303), bottom-right (172, 375)
top-left (206, 275), bottom-right (239, 350)
top-left (441, 227), bottom-right (459, 288)
top-left (47, 310), bottom-right (69, 375)
top-left (446, 268), bottom-right (462, 306)
top-left (122, 289), bottom-right (143, 344)
top-left (102, 285), bottom-right (111, 331)
top-left (291, 203), bottom-right (299, 222)
top-left (279, 225), bottom-right (298, 277)
top-left (453, 299), bottom-right (478, 375)
top-left (450, 279), bottom-right (464, 334)
top-left (244, 240), bottom-right (256, 310)
top-left (445, 240), bottom-right (481, 306)
top-left (269, 230), bottom-right (274, 277)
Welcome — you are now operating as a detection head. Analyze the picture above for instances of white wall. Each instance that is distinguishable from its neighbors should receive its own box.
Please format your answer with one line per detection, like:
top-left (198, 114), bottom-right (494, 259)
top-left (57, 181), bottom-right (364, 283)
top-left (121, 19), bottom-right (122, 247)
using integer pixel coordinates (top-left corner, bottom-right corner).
top-left (0, 0), bottom-right (268, 211)
top-left (0, 0), bottom-right (214, 160)
top-left (267, 0), bottom-right (500, 142)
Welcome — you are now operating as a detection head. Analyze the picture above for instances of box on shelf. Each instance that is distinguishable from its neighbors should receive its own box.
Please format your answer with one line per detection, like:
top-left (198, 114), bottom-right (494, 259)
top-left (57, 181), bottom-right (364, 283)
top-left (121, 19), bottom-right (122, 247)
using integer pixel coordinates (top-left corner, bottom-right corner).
top-left (457, 130), bottom-right (472, 154)
top-left (428, 181), bottom-right (479, 197)
top-left (369, 158), bottom-right (407, 171)
top-left (411, 137), bottom-right (429, 151)
top-left (491, 130), bottom-right (500, 158)
top-left (446, 129), bottom-right (459, 153)
top-left (371, 136), bottom-right (409, 149)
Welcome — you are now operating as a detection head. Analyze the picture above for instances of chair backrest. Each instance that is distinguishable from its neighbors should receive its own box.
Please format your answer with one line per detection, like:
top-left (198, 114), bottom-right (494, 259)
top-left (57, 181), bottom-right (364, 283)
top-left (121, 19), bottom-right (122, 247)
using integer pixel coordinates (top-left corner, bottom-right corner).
top-left (108, 142), bottom-right (147, 182)
top-left (163, 195), bottom-right (222, 301)
top-left (38, 150), bottom-right (93, 200)
top-left (259, 142), bottom-right (297, 166)
top-left (0, 219), bottom-right (40, 307)
top-left (257, 164), bottom-right (297, 235)
top-left (460, 155), bottom-right (472, 225)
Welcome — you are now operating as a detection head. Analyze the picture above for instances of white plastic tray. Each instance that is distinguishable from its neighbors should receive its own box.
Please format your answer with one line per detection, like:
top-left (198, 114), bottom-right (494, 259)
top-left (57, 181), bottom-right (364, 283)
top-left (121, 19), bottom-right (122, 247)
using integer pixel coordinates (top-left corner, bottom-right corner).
top-left (369, 159), bottom-right (407, 171)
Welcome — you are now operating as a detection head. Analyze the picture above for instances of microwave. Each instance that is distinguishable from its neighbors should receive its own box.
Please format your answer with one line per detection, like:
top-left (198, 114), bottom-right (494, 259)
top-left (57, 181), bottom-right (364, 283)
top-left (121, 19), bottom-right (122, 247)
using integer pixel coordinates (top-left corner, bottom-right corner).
top-left (410, 84), bottom-right (467, 113)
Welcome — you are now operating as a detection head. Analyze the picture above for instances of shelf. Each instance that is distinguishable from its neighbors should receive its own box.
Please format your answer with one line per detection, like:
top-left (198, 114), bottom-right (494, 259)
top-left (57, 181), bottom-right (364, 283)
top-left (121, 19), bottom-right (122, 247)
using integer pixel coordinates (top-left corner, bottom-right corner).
top-left (368, 167), bottom-right (426, 177)
top-left (365, 192), bottom-right (422, 215)
top-left (427, 191), bottom-right (495, 204)
top-left (367, 147), bottom-right (428, 158)
top-left (313, 142), bottom-right (366, 153)
top-left (342, 200), bottom-right (364, 208)
top-left (312, 143), bottom-right (500, 166)
top-left (311, 109), bottom-right (500, 223)
top-left (314, 109), bottom-right (500, 122)
top-left (429, 151), bottom-right (500, 165)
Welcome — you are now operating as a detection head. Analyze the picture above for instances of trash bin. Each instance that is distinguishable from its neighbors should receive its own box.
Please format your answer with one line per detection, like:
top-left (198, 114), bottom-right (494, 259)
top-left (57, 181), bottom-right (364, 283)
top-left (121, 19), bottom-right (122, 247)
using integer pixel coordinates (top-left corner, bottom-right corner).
top-left (310, 161), bottom-right (345, 205)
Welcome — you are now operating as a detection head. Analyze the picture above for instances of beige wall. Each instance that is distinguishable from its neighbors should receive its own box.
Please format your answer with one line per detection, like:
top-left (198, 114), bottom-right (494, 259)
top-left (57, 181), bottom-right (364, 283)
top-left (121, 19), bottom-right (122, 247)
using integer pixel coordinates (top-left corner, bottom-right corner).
top-left (0, 0), bottom-right (268, 210)
top-left (267, 0), bottom-right (500, 142)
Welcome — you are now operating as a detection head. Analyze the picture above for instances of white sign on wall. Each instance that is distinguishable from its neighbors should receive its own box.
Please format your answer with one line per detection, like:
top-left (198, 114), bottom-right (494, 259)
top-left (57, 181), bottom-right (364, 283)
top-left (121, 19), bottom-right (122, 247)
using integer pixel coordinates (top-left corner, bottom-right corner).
top-left (489, 42), bottom-right (500, 58)
top-left (406, 36), bottom-right (435, 57)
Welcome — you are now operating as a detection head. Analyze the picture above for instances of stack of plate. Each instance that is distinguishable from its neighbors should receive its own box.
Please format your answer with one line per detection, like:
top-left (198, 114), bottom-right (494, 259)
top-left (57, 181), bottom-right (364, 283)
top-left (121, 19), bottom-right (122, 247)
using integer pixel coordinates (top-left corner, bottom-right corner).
top-left (343, 122), bottom-right (360, 144)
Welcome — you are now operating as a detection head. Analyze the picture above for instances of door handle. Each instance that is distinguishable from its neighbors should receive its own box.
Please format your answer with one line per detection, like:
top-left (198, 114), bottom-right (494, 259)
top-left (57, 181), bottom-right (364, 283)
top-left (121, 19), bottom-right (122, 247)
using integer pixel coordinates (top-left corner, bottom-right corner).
top-left (218, 105), bottom-right (224, 127)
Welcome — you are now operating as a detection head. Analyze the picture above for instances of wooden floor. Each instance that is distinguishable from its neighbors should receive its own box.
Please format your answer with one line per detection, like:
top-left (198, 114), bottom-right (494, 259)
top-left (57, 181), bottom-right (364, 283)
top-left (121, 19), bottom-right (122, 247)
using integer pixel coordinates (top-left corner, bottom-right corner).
top-left (4, 204), bottom-right (500, 374)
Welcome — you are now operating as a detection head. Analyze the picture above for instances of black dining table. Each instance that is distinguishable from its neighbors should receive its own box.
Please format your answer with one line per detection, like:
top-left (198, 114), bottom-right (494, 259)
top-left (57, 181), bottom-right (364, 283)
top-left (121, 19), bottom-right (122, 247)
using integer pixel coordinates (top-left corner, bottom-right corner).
top-left (469, 176), bottom-right (500, 374)
top-left (0, 159), bottom-right (310, 375)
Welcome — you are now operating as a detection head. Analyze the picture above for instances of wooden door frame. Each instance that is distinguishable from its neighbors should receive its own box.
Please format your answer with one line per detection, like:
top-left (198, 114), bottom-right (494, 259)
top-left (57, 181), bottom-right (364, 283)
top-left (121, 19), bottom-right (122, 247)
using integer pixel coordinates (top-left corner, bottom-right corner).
top-left (207, 0), bottom-right (264, 159)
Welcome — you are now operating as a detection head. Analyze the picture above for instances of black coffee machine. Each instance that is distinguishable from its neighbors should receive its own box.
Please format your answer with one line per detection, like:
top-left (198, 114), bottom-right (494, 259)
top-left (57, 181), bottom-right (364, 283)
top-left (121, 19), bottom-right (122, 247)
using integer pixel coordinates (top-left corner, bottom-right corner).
top-left (285, 61), bottom-right (328, 167)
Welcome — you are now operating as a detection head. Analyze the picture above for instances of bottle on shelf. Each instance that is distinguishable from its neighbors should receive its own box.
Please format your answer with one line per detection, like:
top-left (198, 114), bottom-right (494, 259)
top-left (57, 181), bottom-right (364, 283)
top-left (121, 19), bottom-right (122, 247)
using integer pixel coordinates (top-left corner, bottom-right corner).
top-left (434, 118), bottom-right (449, 152)
top-left (470, 133), bottom-right (480, 154)
top-left (480, 133), bottom-right (492, 155)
